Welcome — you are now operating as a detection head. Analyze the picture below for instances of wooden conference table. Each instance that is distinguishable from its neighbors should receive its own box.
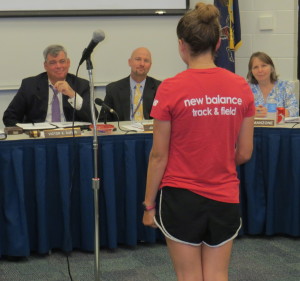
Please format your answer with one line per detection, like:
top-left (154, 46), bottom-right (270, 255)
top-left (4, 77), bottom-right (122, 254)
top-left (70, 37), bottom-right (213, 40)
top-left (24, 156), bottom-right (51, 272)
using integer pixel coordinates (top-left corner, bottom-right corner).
top-left (0, 122), bottom-right (300, 257)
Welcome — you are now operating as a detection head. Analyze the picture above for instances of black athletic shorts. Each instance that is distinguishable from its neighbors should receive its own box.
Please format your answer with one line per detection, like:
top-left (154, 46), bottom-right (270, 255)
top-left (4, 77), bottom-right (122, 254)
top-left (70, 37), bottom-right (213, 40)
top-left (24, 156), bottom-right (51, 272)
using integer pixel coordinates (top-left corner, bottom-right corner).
top-left (154, 186), bottom-right (242, 247)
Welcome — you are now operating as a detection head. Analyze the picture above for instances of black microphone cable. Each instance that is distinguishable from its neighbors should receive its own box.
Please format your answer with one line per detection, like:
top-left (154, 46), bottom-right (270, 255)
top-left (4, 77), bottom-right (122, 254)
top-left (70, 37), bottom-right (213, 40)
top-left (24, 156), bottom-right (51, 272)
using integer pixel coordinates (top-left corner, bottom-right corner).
top-left (94, 98), bottom-right (138, 134)
top-left (62, 55), bottom-right (82, 281)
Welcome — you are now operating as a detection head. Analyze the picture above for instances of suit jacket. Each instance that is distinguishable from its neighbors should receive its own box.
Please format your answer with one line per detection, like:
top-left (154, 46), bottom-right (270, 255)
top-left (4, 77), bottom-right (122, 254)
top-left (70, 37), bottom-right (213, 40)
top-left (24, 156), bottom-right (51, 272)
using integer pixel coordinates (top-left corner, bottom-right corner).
top-left (99, 76), bottom-right (161, 122)
top-left (3, 72), bottom-right (95, 127)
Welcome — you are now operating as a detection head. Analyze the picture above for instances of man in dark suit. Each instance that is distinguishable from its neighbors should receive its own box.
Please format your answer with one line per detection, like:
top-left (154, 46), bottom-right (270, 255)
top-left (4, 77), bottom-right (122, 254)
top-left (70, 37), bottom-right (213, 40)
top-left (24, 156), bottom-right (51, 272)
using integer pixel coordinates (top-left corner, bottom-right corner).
top-left (3, 45), bottom-right (94, 127)
top-left (99, 47), bottom-right (161, 122)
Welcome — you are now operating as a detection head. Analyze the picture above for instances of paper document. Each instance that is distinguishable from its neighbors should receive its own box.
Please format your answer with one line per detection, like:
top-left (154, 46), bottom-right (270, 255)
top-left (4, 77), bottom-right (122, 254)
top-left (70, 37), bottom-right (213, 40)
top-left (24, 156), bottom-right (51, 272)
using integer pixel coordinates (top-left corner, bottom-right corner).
top-left (284, 117), bottom-right (300, 123)
top-left (16, 122), bottom-right (57, 130)
top-left (50, 122), bottom-right (91, 128)
top-left (121, 122), bottom-right (144, 132)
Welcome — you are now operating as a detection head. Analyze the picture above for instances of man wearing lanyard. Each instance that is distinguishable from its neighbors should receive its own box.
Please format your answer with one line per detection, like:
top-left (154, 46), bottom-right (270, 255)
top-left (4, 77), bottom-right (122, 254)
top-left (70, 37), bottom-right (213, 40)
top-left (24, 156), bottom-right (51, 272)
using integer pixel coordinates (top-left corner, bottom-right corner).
top-left (99, 47), bottom-right (161, 122)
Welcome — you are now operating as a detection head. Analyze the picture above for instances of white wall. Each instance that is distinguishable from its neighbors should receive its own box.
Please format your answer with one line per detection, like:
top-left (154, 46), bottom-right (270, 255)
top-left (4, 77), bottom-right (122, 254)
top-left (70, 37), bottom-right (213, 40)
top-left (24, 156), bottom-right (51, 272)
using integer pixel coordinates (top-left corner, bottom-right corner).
top-left (0, 0), bottom-right (298, 128)
top-left (236, 0), bottom-right (299, 102)
top-left (236, 0), bottom-right (298, 80)
top-left (191, 0), bottom-right (298, 81)
top-left (0, 16), bottom-right (185, 88)
top-left (0, 16), bottom-right (186, 128)
top-left (190, 0), bottom-right (213, 7)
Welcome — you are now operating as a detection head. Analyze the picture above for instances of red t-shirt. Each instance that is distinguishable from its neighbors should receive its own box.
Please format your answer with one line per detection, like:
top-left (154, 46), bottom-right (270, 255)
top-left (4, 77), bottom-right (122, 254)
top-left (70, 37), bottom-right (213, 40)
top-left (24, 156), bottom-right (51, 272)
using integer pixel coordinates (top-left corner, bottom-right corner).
top-left (151, 68), bottom-right (255, 203)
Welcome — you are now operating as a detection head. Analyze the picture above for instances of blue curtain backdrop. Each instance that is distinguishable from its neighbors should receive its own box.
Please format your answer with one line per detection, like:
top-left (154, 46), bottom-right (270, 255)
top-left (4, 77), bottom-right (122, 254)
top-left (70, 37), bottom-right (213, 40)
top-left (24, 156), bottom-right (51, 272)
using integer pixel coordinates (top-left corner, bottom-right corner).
top-left (214, 0), bottom-right (241, 72)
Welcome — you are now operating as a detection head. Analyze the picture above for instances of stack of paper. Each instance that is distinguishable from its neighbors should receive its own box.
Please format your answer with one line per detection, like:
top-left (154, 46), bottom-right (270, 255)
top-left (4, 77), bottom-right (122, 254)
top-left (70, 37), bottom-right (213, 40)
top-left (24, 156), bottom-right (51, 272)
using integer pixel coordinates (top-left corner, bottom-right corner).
top-left (50, 122), bottom-right (91, 128)
top-left (16, 123), bottom-right (57, 130)
top-left (121, 122), bottom-right (144, 132)
top-left (16, 122), bottom-right (91, 130)
top-left (284, 117), bottom-right (300, 123)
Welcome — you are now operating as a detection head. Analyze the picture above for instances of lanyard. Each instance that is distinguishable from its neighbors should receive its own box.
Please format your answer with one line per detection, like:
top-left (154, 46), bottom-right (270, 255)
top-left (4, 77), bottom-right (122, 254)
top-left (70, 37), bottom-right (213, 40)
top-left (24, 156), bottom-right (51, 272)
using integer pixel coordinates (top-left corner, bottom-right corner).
top-left (132, 97), bottom-right (143, 119)
top-left (131, 87), bottom-right (144, 120)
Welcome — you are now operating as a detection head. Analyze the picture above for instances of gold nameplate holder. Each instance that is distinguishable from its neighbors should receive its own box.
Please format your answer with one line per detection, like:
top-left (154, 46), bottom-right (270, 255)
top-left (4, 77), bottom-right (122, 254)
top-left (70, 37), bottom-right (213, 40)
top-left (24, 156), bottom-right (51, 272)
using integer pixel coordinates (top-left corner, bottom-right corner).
top-left (254, 118), bottom-right (276, 127)
top-left (44, 128), bottom-right (81, 138)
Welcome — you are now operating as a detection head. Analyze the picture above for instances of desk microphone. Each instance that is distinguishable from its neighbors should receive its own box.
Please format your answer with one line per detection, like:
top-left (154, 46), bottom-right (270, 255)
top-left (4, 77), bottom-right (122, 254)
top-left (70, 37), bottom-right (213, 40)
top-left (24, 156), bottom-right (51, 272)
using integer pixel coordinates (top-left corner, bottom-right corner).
top-left (95, 98), bottom-right (116, 114)
top-left (78, 29), bottom-right (105, 66)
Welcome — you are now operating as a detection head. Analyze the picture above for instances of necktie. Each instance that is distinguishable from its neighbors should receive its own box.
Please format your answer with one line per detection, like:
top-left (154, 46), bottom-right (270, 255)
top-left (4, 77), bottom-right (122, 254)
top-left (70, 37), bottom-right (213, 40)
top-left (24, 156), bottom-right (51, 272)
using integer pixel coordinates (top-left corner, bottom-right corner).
top-left (133, 83), bottom-right (143, 121)
top-left (50, 85), bottom-right (61, 122)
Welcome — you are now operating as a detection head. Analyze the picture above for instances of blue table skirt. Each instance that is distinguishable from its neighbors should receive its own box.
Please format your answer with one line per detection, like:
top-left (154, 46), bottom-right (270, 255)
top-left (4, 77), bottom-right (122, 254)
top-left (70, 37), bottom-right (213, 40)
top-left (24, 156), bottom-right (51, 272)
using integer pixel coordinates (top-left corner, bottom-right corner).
top-left (1, 128), bottom-right (300, 257)
top-left (239, 127), bottom-right (300, 236)
top-left (0, 134), bottom-right (158, 257)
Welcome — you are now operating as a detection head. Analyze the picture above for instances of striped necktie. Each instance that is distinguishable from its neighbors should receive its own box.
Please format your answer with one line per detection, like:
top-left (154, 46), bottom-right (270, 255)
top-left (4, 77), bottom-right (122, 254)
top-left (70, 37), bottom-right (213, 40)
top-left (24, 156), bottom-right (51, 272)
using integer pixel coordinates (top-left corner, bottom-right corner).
top-left (50, 85), bottom-right (61, 122)
top-left (133, 83), bottom-right (143, 121)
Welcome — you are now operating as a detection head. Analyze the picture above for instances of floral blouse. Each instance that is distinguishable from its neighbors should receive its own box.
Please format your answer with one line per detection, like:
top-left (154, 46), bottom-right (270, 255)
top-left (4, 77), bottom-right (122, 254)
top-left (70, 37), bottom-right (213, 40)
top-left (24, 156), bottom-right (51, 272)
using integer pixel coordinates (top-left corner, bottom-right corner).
top-left (249, 80), bottom-right (299, 117)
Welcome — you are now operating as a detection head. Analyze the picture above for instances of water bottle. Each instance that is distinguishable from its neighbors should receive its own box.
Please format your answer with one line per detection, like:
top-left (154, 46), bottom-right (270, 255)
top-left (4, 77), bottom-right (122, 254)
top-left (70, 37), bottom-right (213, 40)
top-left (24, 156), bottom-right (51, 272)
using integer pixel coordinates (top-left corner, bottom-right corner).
top-left (266, 94), bottom-right (277, 121)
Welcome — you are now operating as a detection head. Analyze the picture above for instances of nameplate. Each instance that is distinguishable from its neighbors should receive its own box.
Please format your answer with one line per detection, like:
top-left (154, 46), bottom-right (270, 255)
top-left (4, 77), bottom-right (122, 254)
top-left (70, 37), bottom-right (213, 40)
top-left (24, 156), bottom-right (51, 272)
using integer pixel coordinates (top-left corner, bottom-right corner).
top-left (254, 118), bottom-right (276, 127)
top-left (44, 128), bottom-right (81, 138)
top-left (4, 126), bottom-right (24, 135)
top-left (143, 124), bottom-right (154, 131)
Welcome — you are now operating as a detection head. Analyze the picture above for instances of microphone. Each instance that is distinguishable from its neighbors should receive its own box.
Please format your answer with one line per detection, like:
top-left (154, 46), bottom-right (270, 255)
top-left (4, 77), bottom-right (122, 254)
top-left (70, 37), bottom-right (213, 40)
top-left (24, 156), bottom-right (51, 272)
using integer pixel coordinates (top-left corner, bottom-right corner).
top-left (95, 98), bottom-right (116, 114)
top-left (79, 29), bottom-right (105, 66)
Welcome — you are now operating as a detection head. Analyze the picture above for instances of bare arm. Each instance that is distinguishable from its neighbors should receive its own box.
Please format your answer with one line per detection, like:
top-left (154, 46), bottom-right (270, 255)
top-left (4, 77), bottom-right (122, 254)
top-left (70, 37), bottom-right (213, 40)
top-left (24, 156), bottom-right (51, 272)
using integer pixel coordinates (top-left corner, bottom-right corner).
top-left (143, 119), bottom-right (171, 228)
top-left (235, 116), bottom-right (254, 165)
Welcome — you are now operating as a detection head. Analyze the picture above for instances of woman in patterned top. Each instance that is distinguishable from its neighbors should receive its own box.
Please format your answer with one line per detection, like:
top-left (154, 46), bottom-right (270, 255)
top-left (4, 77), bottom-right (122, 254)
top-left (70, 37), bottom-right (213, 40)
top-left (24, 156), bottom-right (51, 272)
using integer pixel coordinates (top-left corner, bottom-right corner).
top-left (247, 51), bottom-right (299, 118)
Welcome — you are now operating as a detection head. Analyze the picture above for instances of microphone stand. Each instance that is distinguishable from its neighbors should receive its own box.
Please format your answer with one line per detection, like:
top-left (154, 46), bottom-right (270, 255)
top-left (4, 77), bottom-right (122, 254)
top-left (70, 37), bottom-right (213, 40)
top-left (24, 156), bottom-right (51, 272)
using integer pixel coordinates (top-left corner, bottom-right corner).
top-left (86, 57), bottom-right (101, 281)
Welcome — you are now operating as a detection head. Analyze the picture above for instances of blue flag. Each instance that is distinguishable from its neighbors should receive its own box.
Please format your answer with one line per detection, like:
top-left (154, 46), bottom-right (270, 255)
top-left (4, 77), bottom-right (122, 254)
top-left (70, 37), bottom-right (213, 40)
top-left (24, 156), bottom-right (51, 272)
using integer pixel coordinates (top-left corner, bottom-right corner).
top-left (214, 0), bottom-right (242, 73)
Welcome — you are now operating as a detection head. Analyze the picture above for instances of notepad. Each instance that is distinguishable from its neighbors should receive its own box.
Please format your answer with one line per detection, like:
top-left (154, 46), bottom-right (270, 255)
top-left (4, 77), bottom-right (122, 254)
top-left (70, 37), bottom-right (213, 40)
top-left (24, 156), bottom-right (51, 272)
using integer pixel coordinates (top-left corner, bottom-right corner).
top-left (50, 122), bottom-right (91, 128)
top-left (16, 122), bottom-right (57, 130)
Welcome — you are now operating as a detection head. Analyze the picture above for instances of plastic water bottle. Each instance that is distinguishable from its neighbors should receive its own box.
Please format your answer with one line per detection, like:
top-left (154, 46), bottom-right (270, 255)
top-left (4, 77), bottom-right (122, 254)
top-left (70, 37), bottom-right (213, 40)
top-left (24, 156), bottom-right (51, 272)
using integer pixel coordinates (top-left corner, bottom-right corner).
top-left (266, 94), bottom-right (277, 121)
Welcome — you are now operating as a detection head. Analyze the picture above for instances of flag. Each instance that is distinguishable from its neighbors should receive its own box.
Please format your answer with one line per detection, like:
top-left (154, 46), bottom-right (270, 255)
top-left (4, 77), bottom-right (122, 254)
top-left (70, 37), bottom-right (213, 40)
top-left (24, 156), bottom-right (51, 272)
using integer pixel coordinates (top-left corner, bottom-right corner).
top-left (214, 0), bottom-right (242, 72)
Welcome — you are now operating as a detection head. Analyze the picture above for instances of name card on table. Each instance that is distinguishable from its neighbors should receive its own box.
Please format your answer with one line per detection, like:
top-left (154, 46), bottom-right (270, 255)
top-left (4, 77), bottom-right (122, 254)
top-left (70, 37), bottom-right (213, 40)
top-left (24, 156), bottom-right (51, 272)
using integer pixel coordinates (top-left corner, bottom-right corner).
top-left (44, 128), bottom-right (81, 138)
top-left (143, 123), bottom-right (154, 131)
top-left (254, 118), bottom-right (276, 127)
top-left (4, 126), bottom-right (24, 135)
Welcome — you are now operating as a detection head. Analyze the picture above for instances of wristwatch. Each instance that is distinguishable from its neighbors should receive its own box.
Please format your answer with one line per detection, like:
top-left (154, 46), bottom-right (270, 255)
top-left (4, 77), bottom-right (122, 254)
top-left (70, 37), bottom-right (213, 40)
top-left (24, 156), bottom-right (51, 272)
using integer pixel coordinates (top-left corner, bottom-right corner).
top-left (142, 202), bottom-right (156, 211)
